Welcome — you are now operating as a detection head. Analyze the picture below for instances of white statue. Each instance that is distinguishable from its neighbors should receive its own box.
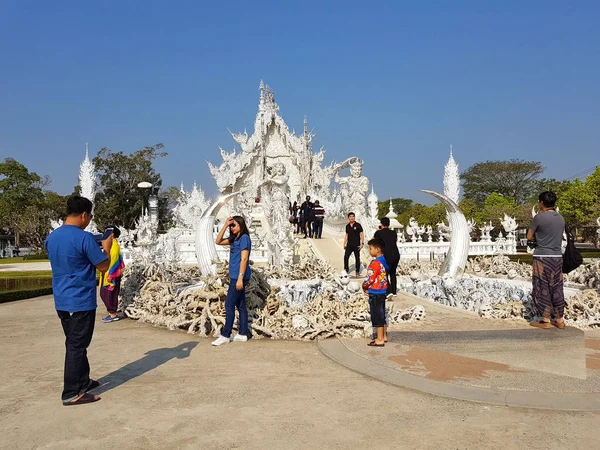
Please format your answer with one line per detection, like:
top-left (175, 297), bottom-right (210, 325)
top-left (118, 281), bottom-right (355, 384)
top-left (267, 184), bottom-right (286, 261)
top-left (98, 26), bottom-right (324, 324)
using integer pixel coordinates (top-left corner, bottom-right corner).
top-left (367, 185), bottom-right (379, 219)
top-left (426, 225), bottom-right (434, 242)
top-left (259, 162), bottom-right (296, 267)
top-left (334, 157), bottom-right (369, 219)
top-left (596, 217), bottom-right (600, 242)
top-left (443, 145), bottom-right (460, 205)
top-left (260, 162), bottom-right (292, 231)
top-left (501, 214), bottom-right (518, 236)
top-left (437, 221), bottom-right (451, 241)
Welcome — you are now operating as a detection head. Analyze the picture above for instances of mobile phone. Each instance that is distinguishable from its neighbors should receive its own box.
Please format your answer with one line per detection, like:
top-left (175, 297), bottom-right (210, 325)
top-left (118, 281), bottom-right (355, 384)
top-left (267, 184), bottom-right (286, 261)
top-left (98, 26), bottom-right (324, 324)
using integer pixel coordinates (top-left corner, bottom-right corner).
top-left (93, 228), bottom-right (114, 242)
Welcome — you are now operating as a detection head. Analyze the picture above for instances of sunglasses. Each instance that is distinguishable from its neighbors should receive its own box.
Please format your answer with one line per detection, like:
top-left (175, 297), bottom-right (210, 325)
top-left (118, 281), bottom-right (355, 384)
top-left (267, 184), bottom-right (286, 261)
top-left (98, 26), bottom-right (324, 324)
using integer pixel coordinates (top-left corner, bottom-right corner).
top-left (229, 223), bottom-right (237, 228)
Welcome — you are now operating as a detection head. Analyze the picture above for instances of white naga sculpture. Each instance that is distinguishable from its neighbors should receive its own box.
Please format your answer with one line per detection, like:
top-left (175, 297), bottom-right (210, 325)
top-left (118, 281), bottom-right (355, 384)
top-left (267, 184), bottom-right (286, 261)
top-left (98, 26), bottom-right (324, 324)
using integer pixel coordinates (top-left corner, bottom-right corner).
top-left (422, 190), bottom-right (470, 278)
top-left (334, 157), bottom-right (369, 220)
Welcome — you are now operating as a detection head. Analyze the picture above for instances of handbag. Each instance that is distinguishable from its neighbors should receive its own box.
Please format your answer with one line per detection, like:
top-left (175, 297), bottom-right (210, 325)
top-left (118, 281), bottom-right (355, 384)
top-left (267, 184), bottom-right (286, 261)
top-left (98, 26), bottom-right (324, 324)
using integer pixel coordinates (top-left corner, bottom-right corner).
top-left (562, 223), bottom-right (583, 274)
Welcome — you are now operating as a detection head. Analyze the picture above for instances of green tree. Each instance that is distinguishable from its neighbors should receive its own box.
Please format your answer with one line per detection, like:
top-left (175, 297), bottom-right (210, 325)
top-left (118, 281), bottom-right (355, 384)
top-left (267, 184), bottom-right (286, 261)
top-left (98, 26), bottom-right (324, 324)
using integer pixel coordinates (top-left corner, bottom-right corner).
top-left (92, 144), bottom-right (168, 230)
top-left (377, 197), bottom-right (413, 220)
top-left (461, 159), bottom-right (544, 205)
top-left (480, 192), bottom-right (517, 225)
top-left (557, 179), bottom-right (597, 228)
top-left (0, 158), bottom-right (45, 245)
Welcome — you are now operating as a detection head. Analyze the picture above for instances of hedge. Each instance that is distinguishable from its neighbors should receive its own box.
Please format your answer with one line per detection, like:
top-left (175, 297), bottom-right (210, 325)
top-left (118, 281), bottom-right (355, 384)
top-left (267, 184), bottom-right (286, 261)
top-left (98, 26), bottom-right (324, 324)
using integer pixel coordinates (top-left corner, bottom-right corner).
top-left (23, 253), bottom-right (49, 261)
top-left (0, 287), bottom-right (53, 303)
top-left (0, 276), bottom-right (53, 292)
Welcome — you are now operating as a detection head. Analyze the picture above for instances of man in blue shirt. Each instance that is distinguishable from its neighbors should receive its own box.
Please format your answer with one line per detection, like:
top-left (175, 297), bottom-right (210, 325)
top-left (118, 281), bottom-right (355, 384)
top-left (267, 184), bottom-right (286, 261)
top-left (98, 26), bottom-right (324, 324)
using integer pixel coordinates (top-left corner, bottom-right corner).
top-left (45, 196), bottom-right (111, 406)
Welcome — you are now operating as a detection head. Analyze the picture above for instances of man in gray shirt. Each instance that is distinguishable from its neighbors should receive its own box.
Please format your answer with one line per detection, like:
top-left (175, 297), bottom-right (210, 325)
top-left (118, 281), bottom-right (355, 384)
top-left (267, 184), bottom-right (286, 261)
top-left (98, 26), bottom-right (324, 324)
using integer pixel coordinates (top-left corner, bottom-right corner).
top-left (527, 191), bottom-right (565, 329)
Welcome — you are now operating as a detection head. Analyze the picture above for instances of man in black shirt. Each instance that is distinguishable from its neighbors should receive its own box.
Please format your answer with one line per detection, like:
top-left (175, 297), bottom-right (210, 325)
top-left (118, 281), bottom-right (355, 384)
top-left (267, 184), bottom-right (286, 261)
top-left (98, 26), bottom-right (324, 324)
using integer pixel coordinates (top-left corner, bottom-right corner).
top-left (299, 196), bottom-right (315, 238)
top-left (343, 212), bottom-right (364, 276)
top-left (374, 217), bottom-right (400, 298)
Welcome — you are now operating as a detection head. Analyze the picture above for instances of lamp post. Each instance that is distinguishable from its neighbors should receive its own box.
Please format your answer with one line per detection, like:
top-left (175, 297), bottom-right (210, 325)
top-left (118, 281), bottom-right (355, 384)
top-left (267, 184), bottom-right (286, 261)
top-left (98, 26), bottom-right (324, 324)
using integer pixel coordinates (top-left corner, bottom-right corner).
top-left (137, 181), bottom-right (152, 217)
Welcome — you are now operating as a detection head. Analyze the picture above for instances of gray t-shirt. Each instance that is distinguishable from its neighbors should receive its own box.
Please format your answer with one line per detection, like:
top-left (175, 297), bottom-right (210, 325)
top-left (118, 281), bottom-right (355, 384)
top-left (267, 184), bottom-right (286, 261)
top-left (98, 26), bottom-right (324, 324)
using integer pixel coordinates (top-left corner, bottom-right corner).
top-left (529, 211), bottom-right (565, 256)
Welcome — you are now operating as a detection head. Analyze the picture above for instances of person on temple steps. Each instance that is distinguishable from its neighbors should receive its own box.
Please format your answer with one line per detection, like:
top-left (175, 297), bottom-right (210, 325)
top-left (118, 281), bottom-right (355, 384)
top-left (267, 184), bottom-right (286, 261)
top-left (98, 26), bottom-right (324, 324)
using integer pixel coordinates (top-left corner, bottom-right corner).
top-left (300, 195), bottom-right (315, 238)
top-left (212, 216), bottom-right (252, 346)
top-left (312, 200), bottom-right (325, 239)
top-left (374, 217), bottom-right (400, 299)
top-left (343, 212), bottom-right (364, 276)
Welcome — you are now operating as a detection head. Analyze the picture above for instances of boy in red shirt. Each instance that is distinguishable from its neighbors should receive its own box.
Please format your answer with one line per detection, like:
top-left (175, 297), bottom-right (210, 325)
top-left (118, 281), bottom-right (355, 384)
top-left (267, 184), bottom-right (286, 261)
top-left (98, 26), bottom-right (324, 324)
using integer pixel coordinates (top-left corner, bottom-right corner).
top-left (362, 238), bottom-right (389, 347)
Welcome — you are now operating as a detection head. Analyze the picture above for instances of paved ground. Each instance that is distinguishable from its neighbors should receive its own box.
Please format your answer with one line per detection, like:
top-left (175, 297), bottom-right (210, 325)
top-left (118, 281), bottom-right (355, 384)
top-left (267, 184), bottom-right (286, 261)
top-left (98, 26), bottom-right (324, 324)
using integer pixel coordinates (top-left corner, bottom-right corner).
top-left (0, 261), bottom-right (51, 272)
top-left (1, 295), bottom-right (600, 450)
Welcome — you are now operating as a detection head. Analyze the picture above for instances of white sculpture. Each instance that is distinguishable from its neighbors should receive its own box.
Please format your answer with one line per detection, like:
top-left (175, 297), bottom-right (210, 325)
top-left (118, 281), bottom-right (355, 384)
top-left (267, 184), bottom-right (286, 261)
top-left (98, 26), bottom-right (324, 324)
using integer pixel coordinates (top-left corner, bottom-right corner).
top-left (597, 217), bottom-right (600, 242)
top-left (367, 184), bottom-right (379, 219)
top-left (79, 143), bottom-right (98, 233)
top-left (259, 163), bottom-right (297, 267)
top-left (334, 157), bottom-right (369, 219)
top-left (173, 182), bottom-right (210, 230)
top-left (443, 145), bottom-right (460, 205)
top-left (208, 81), bottom-right (319, 210)
top-left (481, 221), bottom-right (494, 242)
top-left (421, 190), bottom-right (470, 279)
top-left (437, 221), bottom-right (451, 242)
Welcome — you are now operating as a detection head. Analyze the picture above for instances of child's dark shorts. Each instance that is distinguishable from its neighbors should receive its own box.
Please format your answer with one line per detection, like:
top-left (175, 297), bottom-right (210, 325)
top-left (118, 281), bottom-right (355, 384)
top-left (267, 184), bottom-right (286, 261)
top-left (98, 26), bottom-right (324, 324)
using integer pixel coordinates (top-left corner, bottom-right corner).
top-left (369, 293), bottom-right (386, 327)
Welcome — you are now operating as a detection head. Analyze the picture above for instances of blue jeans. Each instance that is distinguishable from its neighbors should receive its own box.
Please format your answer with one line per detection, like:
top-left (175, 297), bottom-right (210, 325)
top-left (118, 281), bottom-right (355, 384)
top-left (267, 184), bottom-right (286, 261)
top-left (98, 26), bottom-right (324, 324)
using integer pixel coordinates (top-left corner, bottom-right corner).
top-left (222, 279), bottom-right (249, 338)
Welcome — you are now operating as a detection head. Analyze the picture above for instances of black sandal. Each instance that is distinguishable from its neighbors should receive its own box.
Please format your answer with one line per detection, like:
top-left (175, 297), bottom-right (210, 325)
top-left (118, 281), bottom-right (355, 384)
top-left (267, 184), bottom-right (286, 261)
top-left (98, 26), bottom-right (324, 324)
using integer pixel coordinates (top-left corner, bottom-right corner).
top-left (63, 392), bottom-right (101, 406)
top-left (367, 341), bottom-right (385, 347)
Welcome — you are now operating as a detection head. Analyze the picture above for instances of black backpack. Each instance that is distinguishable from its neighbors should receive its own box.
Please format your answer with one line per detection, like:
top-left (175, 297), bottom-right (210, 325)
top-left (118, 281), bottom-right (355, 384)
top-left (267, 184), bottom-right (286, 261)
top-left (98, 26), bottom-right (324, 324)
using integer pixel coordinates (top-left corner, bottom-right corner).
top-left (562, 224), bottom-right (583, 274)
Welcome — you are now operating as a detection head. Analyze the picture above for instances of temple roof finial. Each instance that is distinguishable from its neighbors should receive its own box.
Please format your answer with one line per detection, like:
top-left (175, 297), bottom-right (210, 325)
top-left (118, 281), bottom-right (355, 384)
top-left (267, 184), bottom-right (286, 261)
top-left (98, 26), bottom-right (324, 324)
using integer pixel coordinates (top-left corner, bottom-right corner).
top-left (85, 142), bottom-right (89, 159)
top-left (450, 144), bottom-right (453, 157)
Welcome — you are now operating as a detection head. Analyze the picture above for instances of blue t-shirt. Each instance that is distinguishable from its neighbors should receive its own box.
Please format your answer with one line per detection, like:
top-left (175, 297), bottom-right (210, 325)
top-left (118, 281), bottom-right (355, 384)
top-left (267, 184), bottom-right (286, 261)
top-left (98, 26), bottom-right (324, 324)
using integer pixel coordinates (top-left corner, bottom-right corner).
top-left (44, 225), bottom-right (108, 312)
top-left (228, 234), bottom-right (251, 281)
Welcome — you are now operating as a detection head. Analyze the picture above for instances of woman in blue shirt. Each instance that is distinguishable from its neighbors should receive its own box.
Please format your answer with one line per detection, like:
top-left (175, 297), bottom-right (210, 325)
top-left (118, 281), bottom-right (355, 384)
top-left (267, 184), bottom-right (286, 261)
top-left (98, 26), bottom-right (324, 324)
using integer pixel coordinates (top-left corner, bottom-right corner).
top-left (212, 215), bottom-right (252, 346)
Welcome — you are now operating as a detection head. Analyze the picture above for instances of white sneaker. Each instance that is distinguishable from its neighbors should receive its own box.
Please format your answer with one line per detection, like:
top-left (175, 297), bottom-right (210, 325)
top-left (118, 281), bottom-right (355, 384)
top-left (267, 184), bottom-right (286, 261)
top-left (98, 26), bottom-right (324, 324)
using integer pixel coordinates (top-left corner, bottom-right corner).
top-left (211, 335), bottom-right (231, 346)
top-left (233, 334), bottom-right (248, 342)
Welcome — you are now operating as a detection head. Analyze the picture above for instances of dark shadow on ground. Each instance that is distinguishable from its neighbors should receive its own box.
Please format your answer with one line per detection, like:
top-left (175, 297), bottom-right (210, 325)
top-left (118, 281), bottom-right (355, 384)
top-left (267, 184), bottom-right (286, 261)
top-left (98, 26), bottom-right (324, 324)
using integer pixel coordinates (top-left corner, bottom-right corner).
top-left (92, 341), bottom-right (198, 395)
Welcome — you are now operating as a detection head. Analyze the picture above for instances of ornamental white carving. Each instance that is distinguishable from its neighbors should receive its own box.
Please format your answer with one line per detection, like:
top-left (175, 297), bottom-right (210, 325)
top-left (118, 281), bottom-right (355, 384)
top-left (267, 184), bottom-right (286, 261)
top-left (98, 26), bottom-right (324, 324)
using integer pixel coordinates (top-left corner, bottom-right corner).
top-left (173, 182), bottom-right (210, 230)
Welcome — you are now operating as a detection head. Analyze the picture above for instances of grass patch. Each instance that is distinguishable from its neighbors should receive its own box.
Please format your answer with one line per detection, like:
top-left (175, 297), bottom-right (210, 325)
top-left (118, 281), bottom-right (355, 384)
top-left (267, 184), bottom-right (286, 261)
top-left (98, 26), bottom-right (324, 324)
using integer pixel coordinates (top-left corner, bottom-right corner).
top-left (0, 257), bottom-right (48, 264)
top-left (0, 271), bottom-right (53, 278)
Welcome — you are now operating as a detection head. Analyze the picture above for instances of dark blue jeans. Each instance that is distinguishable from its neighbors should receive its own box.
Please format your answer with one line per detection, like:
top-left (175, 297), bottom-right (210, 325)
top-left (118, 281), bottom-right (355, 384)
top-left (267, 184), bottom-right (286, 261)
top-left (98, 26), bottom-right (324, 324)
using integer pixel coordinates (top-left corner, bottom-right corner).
top-left (222, 279), bottom-right (249, 338)
top-left (57, 309), bottom-right (96, 402)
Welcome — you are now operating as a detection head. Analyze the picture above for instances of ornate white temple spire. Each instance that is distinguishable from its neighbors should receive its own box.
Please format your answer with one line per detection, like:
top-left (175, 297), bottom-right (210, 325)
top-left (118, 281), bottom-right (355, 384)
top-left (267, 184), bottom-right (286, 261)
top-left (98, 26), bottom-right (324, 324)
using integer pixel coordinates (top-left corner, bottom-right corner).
top-left (387, 197), bottom-right (396, 216)
top-left (79, 143), bottom-right (97, 232)
top-left (259, 79), bottom-right (265, 105)
top-left (444, 145), bottom-right (460, 205)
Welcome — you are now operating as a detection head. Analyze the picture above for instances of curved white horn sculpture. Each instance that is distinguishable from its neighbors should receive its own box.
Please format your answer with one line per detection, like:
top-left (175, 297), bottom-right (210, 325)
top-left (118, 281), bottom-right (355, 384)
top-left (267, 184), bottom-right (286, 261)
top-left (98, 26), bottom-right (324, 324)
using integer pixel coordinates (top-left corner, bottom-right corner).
top-left (195, 192), bottom-right (239, 277)
top-left (421, 190), bottom-right (470, 278)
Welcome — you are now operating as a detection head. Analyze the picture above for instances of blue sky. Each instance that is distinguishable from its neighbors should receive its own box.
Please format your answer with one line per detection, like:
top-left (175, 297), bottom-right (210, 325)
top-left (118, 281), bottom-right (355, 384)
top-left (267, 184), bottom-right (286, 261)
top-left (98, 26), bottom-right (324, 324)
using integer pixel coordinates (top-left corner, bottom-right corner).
top-left (1, 1), bottom-right (598, 205)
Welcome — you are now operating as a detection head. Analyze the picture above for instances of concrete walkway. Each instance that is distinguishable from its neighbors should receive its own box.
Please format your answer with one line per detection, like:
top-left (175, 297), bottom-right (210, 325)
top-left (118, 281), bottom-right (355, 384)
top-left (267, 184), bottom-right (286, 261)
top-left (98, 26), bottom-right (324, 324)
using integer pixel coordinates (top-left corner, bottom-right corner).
top-left (319, 292), bottom-right (600, 411)
top-left (2, 295), bottom-right (600, 449)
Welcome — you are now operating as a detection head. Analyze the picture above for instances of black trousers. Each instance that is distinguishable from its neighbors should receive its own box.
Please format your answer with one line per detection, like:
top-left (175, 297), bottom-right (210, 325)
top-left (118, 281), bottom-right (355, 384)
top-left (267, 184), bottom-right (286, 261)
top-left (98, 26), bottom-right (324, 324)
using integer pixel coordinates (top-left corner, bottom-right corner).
top-left (305, 220), bottom-right (314, 237)
top-left (57, 309), bottom-right (96, 402)
top-left (313, 219), bottom-right (323, 238)
top-left (344, 246), bottom-right (361, 274)
top-left (386, 258), bottom-right (399, 295)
